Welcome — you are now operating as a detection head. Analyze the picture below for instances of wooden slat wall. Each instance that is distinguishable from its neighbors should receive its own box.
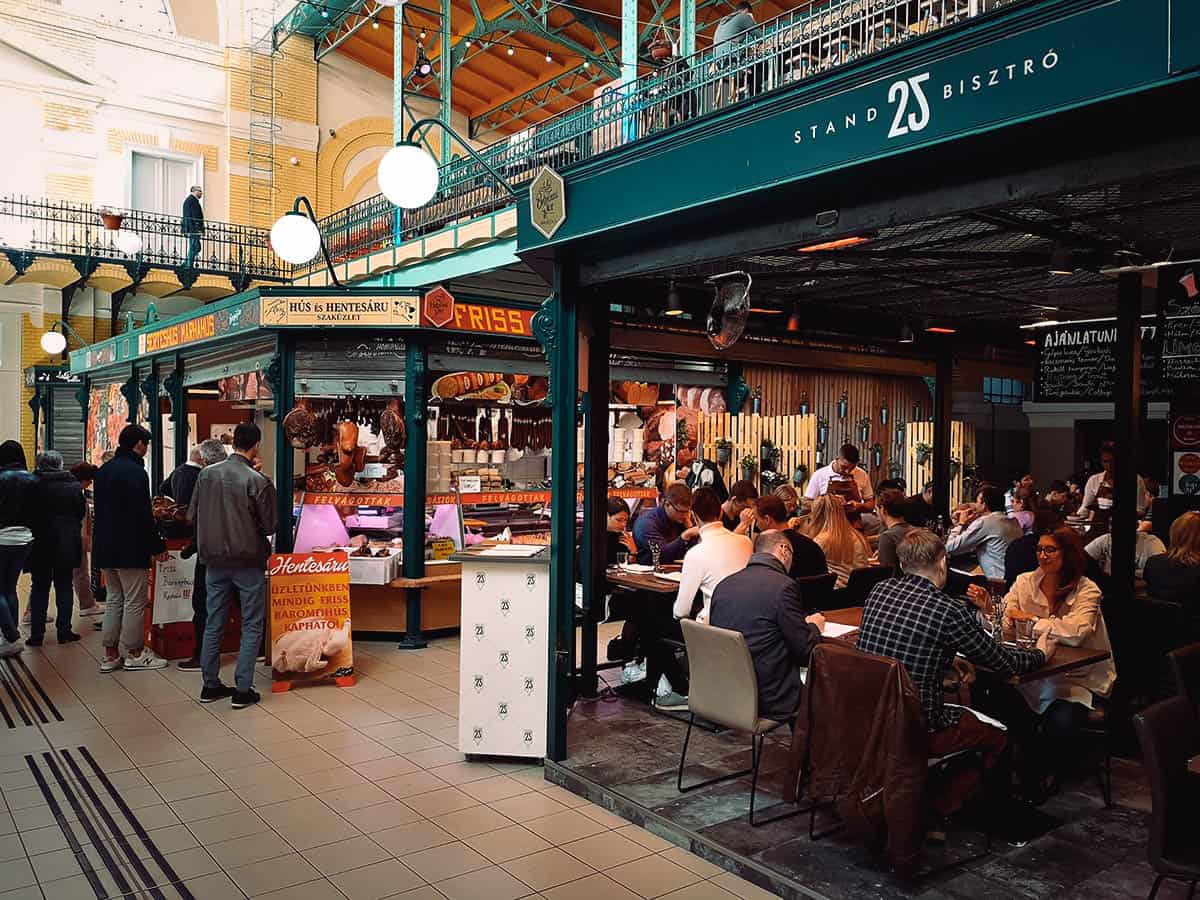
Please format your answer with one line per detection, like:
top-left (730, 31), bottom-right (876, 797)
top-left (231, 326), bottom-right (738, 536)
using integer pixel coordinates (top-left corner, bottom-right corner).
top-left (904, 420), bottom-right (978, 509)
top-left (741, 366), bottom-right (932, 488)
top-left (697, 413), bottom-right (817, 492)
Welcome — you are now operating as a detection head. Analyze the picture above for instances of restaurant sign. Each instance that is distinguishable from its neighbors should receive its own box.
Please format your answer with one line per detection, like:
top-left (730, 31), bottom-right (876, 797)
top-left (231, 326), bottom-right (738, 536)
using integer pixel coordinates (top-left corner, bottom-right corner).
top-left (422, 287), bottom-right (536, 338)
top-left (139, 313), bottom-right (216, 354)
top-left (262, 294), bottom-right (419, 327)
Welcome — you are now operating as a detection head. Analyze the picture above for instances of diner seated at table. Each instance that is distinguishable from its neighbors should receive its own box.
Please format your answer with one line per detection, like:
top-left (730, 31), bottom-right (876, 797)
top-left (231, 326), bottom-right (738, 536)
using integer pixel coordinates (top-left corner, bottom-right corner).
top-left (673, 487), bottom-right (752, 623)
top-left (802, 494), bottom-right (870, 589)
top-left (1082, 441), bottom-right (1149, 519)
top-left (1009, 488), bottom-right (1037, 534)
top-left (606, 497), bottom-right (637, 566)
top-left (1005, 474), bottom-right (1034, 514)
top-left (806, 444), bottom-right (875, 515)
top-left (873, 488), bottom-right (915, 570)
top-left (1144, 511), bottom-right (1200, 609)
top-left (708, 530), bottom-right (825, 721)
top-left (945, 484), bottom-right (1022, 581)
top-left (858, 530), bottom-right (1050, 809)
top-left (754, 494), bottom-right (826, 579)
top-left (906, 480), bottom-right (936, 528)
top-left (984, 527), bottom-right (1114, 798)
top-left (1045, 480), bottom-right (1074, 517)
top-left (773, 483), bottom-right (801, 518)
top-left (1004, 503), bottom-right (1065, 587)
top-left (1085, 508), bottom-right (1165, 577)
top-left (633, 482), bottom-right (700, 566)
top-left (720, 479), bottom-right (758, 535)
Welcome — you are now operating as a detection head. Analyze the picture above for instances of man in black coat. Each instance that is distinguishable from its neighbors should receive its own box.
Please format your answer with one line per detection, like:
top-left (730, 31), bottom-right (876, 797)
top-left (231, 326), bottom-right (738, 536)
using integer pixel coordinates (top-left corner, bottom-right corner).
top-left (27, 451), bottom-right (86, 646)
top-left (94, 424), bottom-right (168, 672)
top-left (182, 185), bottom-right (204, 268)
top-left (709, 531), bottom-right (826, 720)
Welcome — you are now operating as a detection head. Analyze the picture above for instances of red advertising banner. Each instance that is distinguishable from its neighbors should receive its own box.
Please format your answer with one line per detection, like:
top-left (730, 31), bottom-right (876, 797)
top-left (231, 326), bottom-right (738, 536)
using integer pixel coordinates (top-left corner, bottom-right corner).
top-left (267, 552), bottom-right (354, 692)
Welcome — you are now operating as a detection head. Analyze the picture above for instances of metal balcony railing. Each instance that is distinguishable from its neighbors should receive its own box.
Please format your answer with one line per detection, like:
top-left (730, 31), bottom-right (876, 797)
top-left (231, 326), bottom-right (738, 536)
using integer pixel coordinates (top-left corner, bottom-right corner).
top-left (0, 196), bottom-right (290, 282)
top-left (317, 0), bottom-right (1017, 268)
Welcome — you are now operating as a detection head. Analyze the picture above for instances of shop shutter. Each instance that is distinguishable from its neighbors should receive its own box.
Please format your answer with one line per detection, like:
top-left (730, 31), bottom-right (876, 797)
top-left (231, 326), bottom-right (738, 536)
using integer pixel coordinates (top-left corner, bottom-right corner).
top-left (50, 388), bottom-right (85, 465)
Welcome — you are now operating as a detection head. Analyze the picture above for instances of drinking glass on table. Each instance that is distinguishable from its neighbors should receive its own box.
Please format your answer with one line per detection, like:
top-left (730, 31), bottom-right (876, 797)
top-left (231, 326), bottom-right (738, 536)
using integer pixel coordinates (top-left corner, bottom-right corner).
top-left (650, 542), bottom-right (662, 573)
top-left (1015, 617), bottom-right (1036, 649)
top-left (616, 550), bottom-right (629, 569)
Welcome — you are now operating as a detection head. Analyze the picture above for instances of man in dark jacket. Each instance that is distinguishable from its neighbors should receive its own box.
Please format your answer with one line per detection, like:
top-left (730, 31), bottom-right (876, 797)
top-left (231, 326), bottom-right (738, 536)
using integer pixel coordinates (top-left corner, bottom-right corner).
top-left (182, 185), bottom-right (204, 268)
top-left (633, 482), bottom-right (699, 566)
top-left (94, 424), bottom-right (168, 672)
top-left (754, 495), bottom-right (827, 578)
top-left (709, 531), bottom-right (826, 720)
top-left (27, 451), bottom-right (86, 646)
top-left (0, 440), bottom-right (37, 656)
top-left (189, 422), bottom-right (277, 708)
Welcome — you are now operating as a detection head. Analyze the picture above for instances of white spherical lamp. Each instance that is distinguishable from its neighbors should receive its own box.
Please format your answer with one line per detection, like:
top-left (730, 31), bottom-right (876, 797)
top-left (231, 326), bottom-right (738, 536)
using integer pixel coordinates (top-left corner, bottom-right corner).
top-left (40, 329), bottom-right (67, 355)
top-left (270, 212), bottom-right (322, 264)
top-left (378, 142), bottom-right (439, 209)
top-left (115, 230), bottom-right (143, 255)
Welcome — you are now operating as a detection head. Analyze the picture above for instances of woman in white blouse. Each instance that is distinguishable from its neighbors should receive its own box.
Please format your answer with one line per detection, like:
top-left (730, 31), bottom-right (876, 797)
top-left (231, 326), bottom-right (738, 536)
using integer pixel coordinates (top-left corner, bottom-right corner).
top-left (996, 526), bottom-right (1115, 796)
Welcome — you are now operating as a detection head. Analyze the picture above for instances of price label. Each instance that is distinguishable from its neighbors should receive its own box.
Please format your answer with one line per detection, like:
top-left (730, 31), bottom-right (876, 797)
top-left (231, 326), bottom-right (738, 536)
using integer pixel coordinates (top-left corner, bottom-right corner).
top-left (458, 476), bottom-right (482, 493)
top-left (430, 538), bottom-right (456, 560)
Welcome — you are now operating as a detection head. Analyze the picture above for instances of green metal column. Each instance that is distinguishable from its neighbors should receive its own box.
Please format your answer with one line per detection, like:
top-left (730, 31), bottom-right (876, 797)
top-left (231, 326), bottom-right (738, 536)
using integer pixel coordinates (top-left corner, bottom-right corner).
top-left (680, 0), bottom-right (695, 57)
top-left (541, 265), bottom-right (580, 762)
top-left (439, 0), bottom-right (452, 163)
top-left (273, 334), bottom-right (297, 554)
top-left (401, 339), bottom-right (429, 650)
top-left (578, 296), bottom-right (609, 699)
top-left (621, 0), bottom-right (638, 83)
top-left (163, 356), bottom-right (188, 470)
top-left (143, 365), bottom-right (163, 489)
top-left (393, 15), bottom-right (405, 244)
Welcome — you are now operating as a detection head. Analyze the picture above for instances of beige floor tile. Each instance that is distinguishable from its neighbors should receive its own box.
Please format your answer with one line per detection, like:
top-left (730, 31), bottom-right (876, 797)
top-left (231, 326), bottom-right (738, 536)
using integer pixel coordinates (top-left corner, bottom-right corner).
top-left (138, 758), bottom-right (212, 785)
top-left (501, 847), bottom-right (596, 891)
top-left (19, 825), bottom-right (69, 856)
top-left (314, 766), bottom-right (370, 792)
top-left (354, 755), bottom-right (420, 782)
top-left (614, 825), bottom-right (677, 854)
top-left (329, 858), bottom-right (424, 900)
top-left (206, 829), bottom-right (293, 868)
top-left (257, 796), bottom-right (360, 850)
top-left (170, 790), bottom-right (247, 822)
top-left (455, 775), bottom-right (529, 804)
top-left (342, 799), bottom-right (423, 834)
top-left (707, 873), bottom-right (781, 900)
top-left (153, 772), bottom-right (229, 803)
top-left (185, 809), bottom-right (269, 844)
top-left (142, 823), bottom-right (200, 855)
top-left (402, 787), bottom-right (475, 818)
top-left (401, 840), bottom-right (490, 882)
top-left (430, 804), bottom-right (513, 839)
top-left (317, 782), bottom-right (393, 814)
top-left (157, 845), bottom-right (222, 880)
top-left (658, 882), bottom-right (741, 900)
top-left (425, 762), bottom-right (500, 786)
top-left (338, 743), bottom-right (397, 766)
top-left (372, 820), bottom-right (455, 856)
top-left (606, 855), bottom-right (701, 898)
top-left (489, 792), bottom-right (569, 823)
top-left (215, 761), bottom-right (286, 790)
top-left (523, 810), bottom-right (610, 844)
top-left (379, 733), bottom-right (444, 755)
top-left (658, 847), bottom-right (726, 879)
top-left (311, 729), bottom-right (375, 751)
top-left (36, 872), bottom-right (105, 900)
top-left (28, 848), bottom-right (81, 883)
top-left (402, 746), bottom-right (464, 769)
top-left (435, 864), bottom-right (531, 900)
top-left (253, 878), bottom-right (351, 900)
top-left (277, 750), bottom-right (344, 777)
top-left (0, 834), bottom-right (28, 863)
top-left (238, 775), bottom-right (312, 808)
top-left (0, 885), bottom-right (43, 900)
top-left (227, 851), bottom-right (322, 896)
top-left (536, 785), bottom-right (592, 809)
top-left (541, 873), bottom-right (651, 900)
top-left (562, 830), bottom-right (653, 870)
top-left (303, 835), bottom-right (391, 876)
top-left (376, 771), bottom-right (448, 800)
top-left (387, 886), bottom-right (443, 900)
top-left (577, 805), bottom-right (633, 829)
top-left (463, 824), bottom-right (552, 864)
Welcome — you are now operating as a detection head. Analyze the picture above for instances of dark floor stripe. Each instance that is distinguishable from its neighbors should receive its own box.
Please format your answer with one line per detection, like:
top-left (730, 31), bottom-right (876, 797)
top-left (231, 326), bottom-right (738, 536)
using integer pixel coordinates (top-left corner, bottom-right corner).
top-left (0, 666), bottom-right (32, 726)
top-left (12, 656), bottom-right (63, 721)
top-left (40, 752), bottom-right (137, 897)
top-left (0, 688), bottom-right (13, 729)
top-left (25, 755), bottom-right (108, 899)
top-left (73, 747), bottom-right (195, 900)
top-left (2, 658), bottom-right (47, 724)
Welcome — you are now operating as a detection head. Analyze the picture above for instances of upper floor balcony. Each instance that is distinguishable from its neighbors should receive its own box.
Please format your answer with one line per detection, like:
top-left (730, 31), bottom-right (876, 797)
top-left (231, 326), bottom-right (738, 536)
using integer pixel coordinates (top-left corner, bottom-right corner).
top-left (308, 0), bottom-right (1022, 279)
top-left (0, 195), bottom-right (289, 303)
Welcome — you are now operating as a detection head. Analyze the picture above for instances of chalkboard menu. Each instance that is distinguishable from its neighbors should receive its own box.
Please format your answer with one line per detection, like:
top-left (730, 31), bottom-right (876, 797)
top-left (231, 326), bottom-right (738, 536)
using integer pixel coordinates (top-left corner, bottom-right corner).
top-left (1034, 322), bottom-right (1163, 402)
top-left (1161, 315), bottom-right (1200, 383)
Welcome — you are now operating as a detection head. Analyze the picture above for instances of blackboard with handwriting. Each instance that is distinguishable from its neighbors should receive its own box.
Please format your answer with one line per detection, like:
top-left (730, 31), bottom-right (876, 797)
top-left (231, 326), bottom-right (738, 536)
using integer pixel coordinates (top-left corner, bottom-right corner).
top-left (1161, 316), bottom-right (1200, 383)
top-left (1034, 322), bottom-right (1164, 402)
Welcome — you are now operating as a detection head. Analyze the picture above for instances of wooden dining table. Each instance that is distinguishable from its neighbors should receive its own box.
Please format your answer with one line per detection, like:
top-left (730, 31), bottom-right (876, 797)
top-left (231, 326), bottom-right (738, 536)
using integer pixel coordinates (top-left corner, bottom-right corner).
top-left (821, 607), bottom-right (1112, 685)
top-left (606, 566), bottom-right (682, 595)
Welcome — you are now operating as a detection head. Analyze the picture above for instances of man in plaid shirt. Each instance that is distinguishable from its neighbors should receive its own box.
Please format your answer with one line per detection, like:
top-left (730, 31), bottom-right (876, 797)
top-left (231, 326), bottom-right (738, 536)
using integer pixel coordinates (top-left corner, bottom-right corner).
top-left (858, 530), bottom-right (1055, 802)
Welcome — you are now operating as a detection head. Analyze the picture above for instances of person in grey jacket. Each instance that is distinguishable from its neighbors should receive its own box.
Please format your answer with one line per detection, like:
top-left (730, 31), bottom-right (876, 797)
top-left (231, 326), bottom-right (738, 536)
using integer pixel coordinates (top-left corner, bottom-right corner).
top-left (945, 484), bottom-right (1021, 581)
top-left (188, 422), bottom-right (277, 708)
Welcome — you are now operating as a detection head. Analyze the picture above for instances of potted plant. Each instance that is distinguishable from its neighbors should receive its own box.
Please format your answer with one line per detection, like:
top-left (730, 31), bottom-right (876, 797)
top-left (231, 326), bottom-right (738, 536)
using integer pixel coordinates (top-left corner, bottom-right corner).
top-left (816, 416), bottom-right (829, 448)
top-left (799, 391), bottom-right (810, 416)
top-left (648, 24), bottom-right (674, 60)
top-left (739, 454), bottom-right (757, 483)
top-left (880, 401), bottom-right (889, 426)
top-left (715, 438), bottom-right (732, 465)
top-left (98, 207), bottom-right (124, 230)
top-left (793, 462), bottom-right (809, 485)
top-left (837, 391), bottom-right (848, 419)
top-left (760, 438), bottom-right (775, 468)
top-left (857, 417), bottom-right (871, 444)
top-left (914, 442), bottom-right (932, 466)
top-left (870, 442), bottom-right (883, 469)
top-left (949, 457), bottom-right (961, 480)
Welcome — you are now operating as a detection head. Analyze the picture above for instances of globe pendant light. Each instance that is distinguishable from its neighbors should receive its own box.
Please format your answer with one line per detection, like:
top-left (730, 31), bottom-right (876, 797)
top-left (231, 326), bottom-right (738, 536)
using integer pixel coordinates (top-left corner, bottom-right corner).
top-left (378, 142), bottom-right (440, 209)
top-left (269, 211), bottom-right (322, 264)
top-left (115, 229), bottom-right (143, 255)
top-left (40, 329), bottom-right (67, 354)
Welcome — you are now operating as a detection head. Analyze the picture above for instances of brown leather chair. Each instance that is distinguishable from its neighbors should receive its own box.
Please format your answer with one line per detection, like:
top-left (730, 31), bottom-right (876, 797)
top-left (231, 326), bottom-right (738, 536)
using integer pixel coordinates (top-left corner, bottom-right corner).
top-left (677, 618), bottom-right (800, 826)
top-left (836, 565), bottom-right (894, 607)
top-left (1133, 696), bottom-right (1200, 899)
top-left (1169, 642), bottom-right (1200, 708)
top-left (794, 572), bottom-right (836, 613)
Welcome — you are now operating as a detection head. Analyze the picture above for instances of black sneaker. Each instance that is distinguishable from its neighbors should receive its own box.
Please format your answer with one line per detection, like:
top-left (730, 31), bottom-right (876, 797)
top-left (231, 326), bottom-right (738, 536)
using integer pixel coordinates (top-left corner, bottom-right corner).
top-left (231, 689), bottom-right (260, 709)
top-left (25, 636), bottom-right (43, 647)
top-left (200, 684), bottom-right (235, 703)
top-left (57, 632), bottom-right (81, 644)
top-left (177, 658), bottom-right (202, 671)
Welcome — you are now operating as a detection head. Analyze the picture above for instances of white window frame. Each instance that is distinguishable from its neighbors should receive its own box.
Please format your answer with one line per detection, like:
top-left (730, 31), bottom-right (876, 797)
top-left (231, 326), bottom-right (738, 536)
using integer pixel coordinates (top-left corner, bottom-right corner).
top-left (123, 146), bottom-right (205, 213)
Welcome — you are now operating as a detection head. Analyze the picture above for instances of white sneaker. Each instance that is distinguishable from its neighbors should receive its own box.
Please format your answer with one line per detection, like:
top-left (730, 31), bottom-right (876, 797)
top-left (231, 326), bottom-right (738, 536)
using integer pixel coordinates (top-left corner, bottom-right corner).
top-left (123, 651), bottom-right (168, 671)
top-left (78, 605), bottom-right (105, 618)
top-left (100, 656), bottom-right (123, 673)
top-left (0, 639), bottom-right (22, 658)
top-left (621, 660), bottom-right (647, 685)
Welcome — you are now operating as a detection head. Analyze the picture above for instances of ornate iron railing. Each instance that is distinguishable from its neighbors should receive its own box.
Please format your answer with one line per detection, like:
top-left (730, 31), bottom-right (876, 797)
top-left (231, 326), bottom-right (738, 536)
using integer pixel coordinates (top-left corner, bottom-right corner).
top-left (0, 196), bottom-right (289, 281)
top-left (317, 0), bottom-right (1017, 267)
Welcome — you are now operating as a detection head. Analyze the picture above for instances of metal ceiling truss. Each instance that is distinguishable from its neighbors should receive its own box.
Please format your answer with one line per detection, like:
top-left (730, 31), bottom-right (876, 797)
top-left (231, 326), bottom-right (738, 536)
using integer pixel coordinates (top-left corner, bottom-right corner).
top-left (447, 0), bottom-right (619, 76)
top-left (469, 63), bottom-right (605, 136)
top-left (316, 1), bottom-right (388, 59)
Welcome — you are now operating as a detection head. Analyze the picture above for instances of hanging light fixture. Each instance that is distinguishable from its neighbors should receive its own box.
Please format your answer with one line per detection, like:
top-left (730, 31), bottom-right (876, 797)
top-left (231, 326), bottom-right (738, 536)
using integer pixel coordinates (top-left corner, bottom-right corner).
top-left (269, 203), bottom-right (323, 264)
top-left (545, 52), bottom-right (552, 63)
top-left (378, 142), bottom-right (440, 208)
top-left (39, 319), bottom-right (85, 356)
top-left (1049, 245), bottom-right (1074, 276)
top-left (664, 280), bottom-right (684, 317)
top-left (507, 46), bottom-right (514, 55)
top-left (115, 230), bottom-right (143, 256)
top-left (786, 302), bottom-right (801, 332)
top-left (898, 322), bottom-right (914, 343)
top-left (412, 46), bottom-right (433, 79)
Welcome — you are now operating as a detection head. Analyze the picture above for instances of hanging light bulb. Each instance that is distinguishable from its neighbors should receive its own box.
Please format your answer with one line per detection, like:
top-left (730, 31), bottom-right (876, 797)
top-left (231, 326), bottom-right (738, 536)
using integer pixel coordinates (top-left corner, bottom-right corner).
top-left (378, 142), bottom-right (440, 208)
top-left (545, 52), bottom-right (552, 62)
top-left (582, 60), bottom-right (589, 69)
top-left (372, 18), bottom-right (379, 28)
top-left (269, 211), bottom-right (322, 264)
top-left (507, 46), bottom-right (514, 55)
top-left (40, 329), bottom-right (67, 355)
top-left (419, 29), bottom-right (426, 38)
top-left (115, 230), bottom-right (143, 256)
top-left (320, 6), bottom-right (329, 17)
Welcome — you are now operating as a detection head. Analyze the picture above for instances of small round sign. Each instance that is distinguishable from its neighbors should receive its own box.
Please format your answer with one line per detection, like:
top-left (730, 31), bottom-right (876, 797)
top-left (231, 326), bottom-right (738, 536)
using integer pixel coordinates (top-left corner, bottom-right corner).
top-left (1174, 415), bottom-right (1200, 448)
top-left (1181, 474), bottom-right (1200, 496)
top-left (1181, 453), bottom-right (1200, 475)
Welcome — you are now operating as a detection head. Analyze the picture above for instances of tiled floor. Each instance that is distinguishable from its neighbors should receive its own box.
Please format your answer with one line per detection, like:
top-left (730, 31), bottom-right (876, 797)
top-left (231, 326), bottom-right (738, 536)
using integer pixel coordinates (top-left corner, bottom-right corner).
top-left (0, 607), bottom-right (779, 900)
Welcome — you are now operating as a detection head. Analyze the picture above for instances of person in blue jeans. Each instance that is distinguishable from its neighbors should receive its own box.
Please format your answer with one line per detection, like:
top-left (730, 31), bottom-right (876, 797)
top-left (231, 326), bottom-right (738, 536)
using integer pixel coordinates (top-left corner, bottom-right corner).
top-left (0, 441), bottom-right (37, 657)
top-left (188, 422), bottom-right (277, 708)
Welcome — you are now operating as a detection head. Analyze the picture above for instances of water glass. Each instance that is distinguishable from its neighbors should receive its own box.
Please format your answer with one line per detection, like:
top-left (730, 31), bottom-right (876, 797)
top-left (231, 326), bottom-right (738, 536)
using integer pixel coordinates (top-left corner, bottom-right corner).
top-left (616, 550), bottom-right (629, 569)
top-left (650, 542), bottom-right (662, 573)
top-left (1015, 618), bottom-right (1035, 649)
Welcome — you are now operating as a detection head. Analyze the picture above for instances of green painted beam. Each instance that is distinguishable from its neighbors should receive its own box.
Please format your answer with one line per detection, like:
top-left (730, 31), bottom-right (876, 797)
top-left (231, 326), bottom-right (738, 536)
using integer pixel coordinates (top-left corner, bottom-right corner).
top-left (370, 238), bottom-right (520, 287)
top-left (469, 66), bottom-right (605, 136)
top-left (621, 0), bottom-right (637, 83)
top-left (440, 0), bottom-right (452, 161)
top-left (680, 0), bottom-right (696, 56)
